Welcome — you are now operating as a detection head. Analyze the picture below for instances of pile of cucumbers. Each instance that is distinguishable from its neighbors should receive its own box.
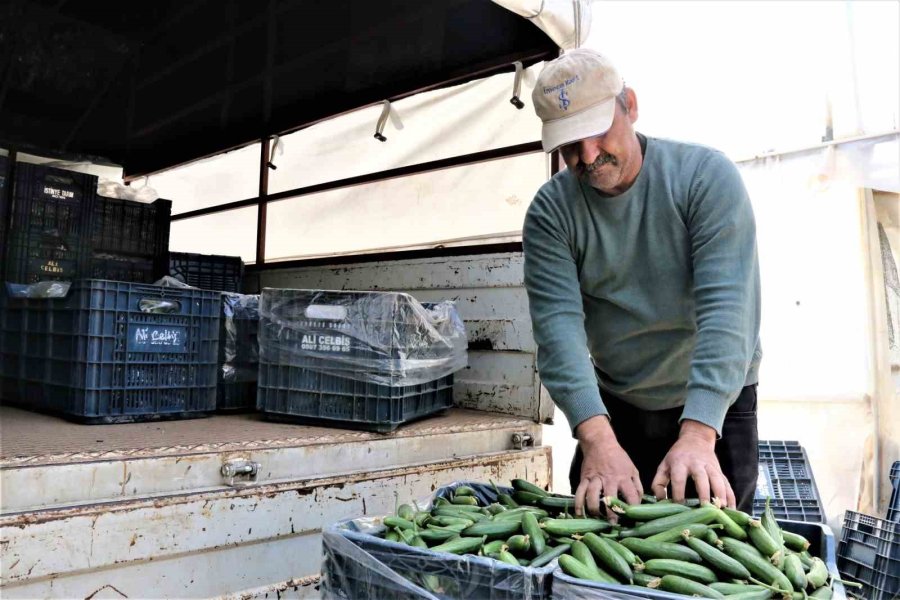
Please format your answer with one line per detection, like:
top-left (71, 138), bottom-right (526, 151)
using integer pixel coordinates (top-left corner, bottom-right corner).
top-left (378, 479), bottom-right (842, 599)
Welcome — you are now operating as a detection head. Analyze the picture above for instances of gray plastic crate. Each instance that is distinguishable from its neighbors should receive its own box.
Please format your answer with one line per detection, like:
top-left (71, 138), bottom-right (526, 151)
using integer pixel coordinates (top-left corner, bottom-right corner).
top-left (838, 510), bottom-right (900, 600)
top-left (554, 520), bottom-right (846, 600)
top-left (754, 440), bottom-right (825, 522)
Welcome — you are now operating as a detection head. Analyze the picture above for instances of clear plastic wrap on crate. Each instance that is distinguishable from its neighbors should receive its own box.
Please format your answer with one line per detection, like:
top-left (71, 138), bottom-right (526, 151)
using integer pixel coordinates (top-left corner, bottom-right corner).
top-left (222, 292), bottom-right (259, 384)
top-left (4, 281), bottom-right (71, 299)
top-left (321, 482), bottom-right (555, 600)
top-left (259, 289), bottom-right (467, 387)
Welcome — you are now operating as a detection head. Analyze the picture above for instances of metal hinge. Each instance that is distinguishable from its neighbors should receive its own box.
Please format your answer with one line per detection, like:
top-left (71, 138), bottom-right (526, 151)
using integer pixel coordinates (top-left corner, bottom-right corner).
top-left (221, 459), bottom-right (261, 488)
top-left (511, 432), bottom-right (534, 450)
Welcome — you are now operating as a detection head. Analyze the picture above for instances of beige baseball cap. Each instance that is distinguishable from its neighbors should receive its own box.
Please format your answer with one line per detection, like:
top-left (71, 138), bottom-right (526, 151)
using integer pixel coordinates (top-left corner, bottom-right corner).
top-left (532, 49), bottom-right (624, 153)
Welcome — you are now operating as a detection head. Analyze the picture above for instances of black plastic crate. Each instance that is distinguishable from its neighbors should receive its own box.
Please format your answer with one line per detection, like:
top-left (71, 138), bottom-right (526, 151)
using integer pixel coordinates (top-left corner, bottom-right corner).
top-left (5, 231), bottom-right (88, 284)
top-left (888, 461), bottom-right (900, 522)
top-left (87, 254), bottom-right (157, 284)
top-left (257, 364), bottom-right (453, 432)
top-left (217, 293), bottom-right (259, 411)
top-left (4, 163), bottom-right (97, 284)
top-left (169, 252), bottom-right (243, 293)
top-left (322, 482), bottom-right (555, 600)
top-left (838, 510), bottom-right (900, 600)
top-left (0, 280), bottom-right (220, 423)
top-left (0, 155), bottom-right (9, 253)
top-left (88, 197), bottom-right (171, 283)
top-left (9, 162), bottom-right (97, 235)
top-left (91, 197), bottom-right (171, 257)
top-left (554, 520), bottom-right (846, 600)
top-left (754, 440), bottom-right (825, 522)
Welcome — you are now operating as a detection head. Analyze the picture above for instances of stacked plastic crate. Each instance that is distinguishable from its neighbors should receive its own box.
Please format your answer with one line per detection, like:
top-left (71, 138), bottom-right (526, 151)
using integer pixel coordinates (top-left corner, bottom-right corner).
top-left (0, 280), bottom-right (220, 422)
top-left (257, 289), bottom-right (467, 432)
top-left (3, 163), bottom-right (97, 284)
top-left (837, 461), bottom-right (900, 600)
top-left (754, 440), bottom-right (825, 522)
top-left (88, 195), bottom-right (171, 283)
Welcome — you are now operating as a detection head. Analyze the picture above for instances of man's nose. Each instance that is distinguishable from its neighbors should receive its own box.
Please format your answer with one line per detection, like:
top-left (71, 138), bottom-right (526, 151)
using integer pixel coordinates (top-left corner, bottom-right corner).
top-left (577, 140), bottom-right (601, 166)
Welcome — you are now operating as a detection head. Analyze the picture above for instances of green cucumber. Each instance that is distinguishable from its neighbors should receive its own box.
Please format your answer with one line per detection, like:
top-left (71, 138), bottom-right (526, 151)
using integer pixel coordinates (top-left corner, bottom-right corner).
top-left (633, 572), bottom-right (662, 587)
top-left (604, 537), bottom-right (644, 569)
top-left (620, 537), bottom-right (702, 563)
top-left (643, 559), bottom-right (718, 584)
top-left (482, 540), bottom-right (508, 555)
top-left (646, 523), bottom-right (721, 544)
top-left (540, 518), bottom-right (611, 536)
top-left (809, 585), bottom-right (833, 599)
top-left (657, 574), bottom-right (725, 598)
top-left (522, 511), bottom-right (545, 556)
top-left (512, 490), bottom-right (546, 505)
top-left (454, 485), bottom-right (477, 497)
top-left (385, 530), bottom-right (401, 542)
top-left (713, 506), bottom-right (749, 540)
top-left (571, 539), bottom-right (604, 577)
top-left (784, 553), bottom-right (807, 591)
top-left (720, 590), bottom-right (772, 600)
top-left (705, 528), bottom-right (723, 547)
top-left (721, 537), bottom-right (793, 593)
top-left (748, 520), bottom-right (784, 567)
top-left (583, 532), bottom-right (634, 583)
top-left (426, 523), bottom-right (467, 533)
top-left (461, 519), bottom-right (521, 540)
top-left (486, 503), bottom-right (508, 515)
top-left (559, 554), bottom-right (616, 583)
top-left (610, 500), bottom-right (693, 521)
top-left (511, 479), bottom-right (549, 497)
top-left (761, 498), bottom-right (785, 556)
top-left (413, 511), bottom-right (432, 527)
top-left (451, 495), bottom-right (479, 506)
top-left (627, 505), bottom-right (719, 538)
top-left (433, 515), bottom-right (475, 527)
top-left (417, 528), bottom-right (460, 543)
top-left (383, 516), bottom-right (415, 530)
top-left (641, 494), bottom-right (660, 504)
top-left (782, 531), bottom-right (811, 552)
top-left (430, 536), bottom-right (485, 555)
top-left (528, 544), bottom-right (570, 568)
top-left (722, 507), bottom-right (753, 527)
top-left (806, 557), bottom-right (828, 589)
top-left (539, 496), bottom-right (576, 512)
top-left (495, 549), bottom-right (520, 566)
top-left (682, 535), bottom-right (752, 580)
top-left (506, 534), bottom-right (531, 554)
top-left (709, 583), bottom-right (770, 595)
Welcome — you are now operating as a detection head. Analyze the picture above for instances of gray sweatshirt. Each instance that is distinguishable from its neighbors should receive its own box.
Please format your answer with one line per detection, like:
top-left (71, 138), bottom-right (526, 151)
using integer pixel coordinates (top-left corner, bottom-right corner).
top-left (523, 135), bottom-right (761, 435)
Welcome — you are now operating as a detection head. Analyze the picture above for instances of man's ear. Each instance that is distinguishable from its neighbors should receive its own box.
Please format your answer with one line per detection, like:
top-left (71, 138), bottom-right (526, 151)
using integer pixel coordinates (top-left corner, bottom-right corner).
top-left (625, 88), bottom-right (639, 124)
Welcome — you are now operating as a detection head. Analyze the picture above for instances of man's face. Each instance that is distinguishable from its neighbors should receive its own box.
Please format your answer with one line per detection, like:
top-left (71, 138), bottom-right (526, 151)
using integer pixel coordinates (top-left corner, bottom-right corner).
top-left (559, 99), bottom-right (639, 195)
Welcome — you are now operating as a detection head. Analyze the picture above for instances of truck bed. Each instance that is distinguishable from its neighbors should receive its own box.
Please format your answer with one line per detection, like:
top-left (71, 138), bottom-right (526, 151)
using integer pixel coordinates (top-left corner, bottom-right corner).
top-left (0, 405), bottom-right (534, 468)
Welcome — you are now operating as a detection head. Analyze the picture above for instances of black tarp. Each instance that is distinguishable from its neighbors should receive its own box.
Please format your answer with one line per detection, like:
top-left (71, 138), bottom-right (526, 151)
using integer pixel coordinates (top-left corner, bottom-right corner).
top-left (0, 0), bottom-right (555, 176)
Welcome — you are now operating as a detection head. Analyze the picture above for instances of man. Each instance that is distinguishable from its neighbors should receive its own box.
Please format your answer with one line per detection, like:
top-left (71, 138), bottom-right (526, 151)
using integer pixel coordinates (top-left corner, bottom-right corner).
top-left (523, 49), bottom-right (762, 516)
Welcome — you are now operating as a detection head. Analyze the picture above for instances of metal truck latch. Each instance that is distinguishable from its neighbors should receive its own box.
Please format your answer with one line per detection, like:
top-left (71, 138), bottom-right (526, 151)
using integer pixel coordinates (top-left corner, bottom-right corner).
top-left (221, 459), bottom-right (261, 487)
top-left (511, 432), bottom-right (534, 450)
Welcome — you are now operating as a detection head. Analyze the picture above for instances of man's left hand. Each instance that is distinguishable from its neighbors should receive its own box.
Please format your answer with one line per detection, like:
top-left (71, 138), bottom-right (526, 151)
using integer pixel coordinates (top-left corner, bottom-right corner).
top-left (650, 420), bottom-right (736, 508)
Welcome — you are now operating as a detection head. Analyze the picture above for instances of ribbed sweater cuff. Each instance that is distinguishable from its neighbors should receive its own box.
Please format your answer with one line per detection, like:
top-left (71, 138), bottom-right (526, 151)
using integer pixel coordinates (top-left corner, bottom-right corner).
top-left (560, 387), bottom-right (608, 436)
top-left (679, 389), bottom-right (730, 436)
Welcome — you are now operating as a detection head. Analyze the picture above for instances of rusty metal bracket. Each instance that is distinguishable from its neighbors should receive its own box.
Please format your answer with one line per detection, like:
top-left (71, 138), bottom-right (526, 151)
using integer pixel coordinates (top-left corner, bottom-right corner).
top-left (221, 459), bottom-right (261, 488)
top-left (511, 432), bottom-right (534, 450)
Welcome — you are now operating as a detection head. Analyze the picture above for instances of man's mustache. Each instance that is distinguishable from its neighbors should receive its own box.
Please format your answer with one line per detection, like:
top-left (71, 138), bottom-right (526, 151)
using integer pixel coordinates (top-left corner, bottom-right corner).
top-left (583, 153), bottom-right (617, 172)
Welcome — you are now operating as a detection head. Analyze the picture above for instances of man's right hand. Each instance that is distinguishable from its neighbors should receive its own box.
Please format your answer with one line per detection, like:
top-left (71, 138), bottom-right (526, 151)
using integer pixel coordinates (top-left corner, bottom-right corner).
top-left (574, 415), bottom-right (643, 518)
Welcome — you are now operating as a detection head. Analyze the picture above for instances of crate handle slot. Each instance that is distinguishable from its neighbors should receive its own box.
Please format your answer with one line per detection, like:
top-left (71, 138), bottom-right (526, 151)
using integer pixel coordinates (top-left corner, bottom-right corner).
top-left (305, 304), bottom-right (347, 321)
top-left (139, 299), bottom-right (182, 314)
